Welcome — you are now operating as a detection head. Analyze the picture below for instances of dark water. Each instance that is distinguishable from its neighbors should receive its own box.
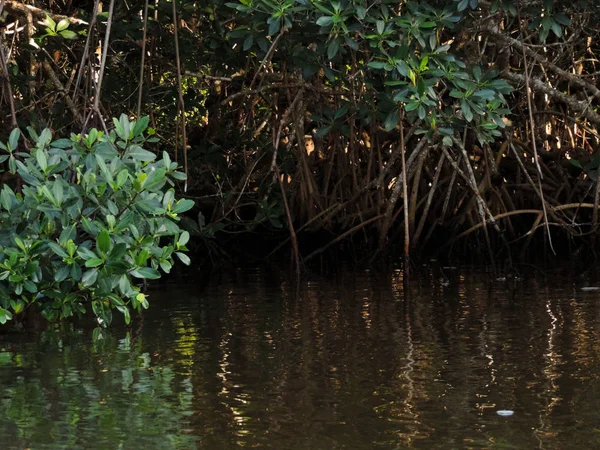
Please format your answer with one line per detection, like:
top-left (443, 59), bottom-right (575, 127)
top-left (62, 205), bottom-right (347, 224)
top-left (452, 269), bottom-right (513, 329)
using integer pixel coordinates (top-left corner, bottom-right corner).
top-left (2, 266), bottom-right (600, 449)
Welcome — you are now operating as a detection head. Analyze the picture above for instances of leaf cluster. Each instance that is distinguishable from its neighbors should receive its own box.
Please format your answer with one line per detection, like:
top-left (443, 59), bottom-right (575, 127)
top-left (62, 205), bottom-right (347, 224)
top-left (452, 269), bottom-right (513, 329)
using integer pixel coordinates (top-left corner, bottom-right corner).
top-left (0, 115), bottom-right (193, 326)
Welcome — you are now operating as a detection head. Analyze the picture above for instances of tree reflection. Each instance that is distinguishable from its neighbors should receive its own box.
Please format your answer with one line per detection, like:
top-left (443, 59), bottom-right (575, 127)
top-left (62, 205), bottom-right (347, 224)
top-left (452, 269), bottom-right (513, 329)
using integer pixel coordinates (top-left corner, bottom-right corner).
top-left (0, 325), bottom-right (197, 450)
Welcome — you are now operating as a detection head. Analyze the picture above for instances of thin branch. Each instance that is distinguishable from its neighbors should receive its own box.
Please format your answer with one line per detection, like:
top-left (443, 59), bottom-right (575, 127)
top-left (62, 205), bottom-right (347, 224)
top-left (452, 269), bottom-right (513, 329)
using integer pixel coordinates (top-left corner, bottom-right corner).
top-left (184, 71), bottom-right (234, 82)
top-left (42, 60), bottom-right (84, 125)
top-left (502, 71), bottom-right (600, 126)
top-left (172, 0), bottom-right (188, 190)
top-left (74, 0), bottom-right (100, 100)
top-left (221, 83), bottom-right (301, 106)
top-left (250, 29), bottom-right (286, 89)
top-left (84, 0), bottom-right (115, 130)
top-left (0, 34), bottom-right (17, 127)
top-left (2, 0), bottom-right (88, 25)
top-left (136, 0), bottom-right (149, 117)
top-left (516, 0), bottom-right (554, 254)
top-left (484, 24), bottom-right (600, 101)
top-left (304, 214), bottom-right (384, 263)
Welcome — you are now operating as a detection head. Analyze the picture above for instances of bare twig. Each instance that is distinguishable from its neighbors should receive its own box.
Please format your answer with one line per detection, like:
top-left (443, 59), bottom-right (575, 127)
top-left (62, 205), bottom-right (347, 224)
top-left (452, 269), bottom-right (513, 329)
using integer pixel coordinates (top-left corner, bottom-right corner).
top-left (84, 0), bottom-right (115, 130)
top-left (304, 214), bottom-right (384, 263)
top-left (136, 0), bottom-right (150, 117)
top-left (502, 71), bottom-right (600, 126)
top-left (184, 71), bottom-right (234, 82)
top-left (172, 0), bottom-right (188, 190)
top-left (516, 0), bottom-right (555, 254)
top-left (42, 60), bottom-right (84, 125)
top-left (250, 29), bottom-right (286, 89)
top-left (2, 0), bottom-right (88, 26)
top-left (485, 24), bottom-right (600, 101)
top-left (74, 0), bottom-right (100, 100)
top-left (0, 34), bottom-right (17, 128)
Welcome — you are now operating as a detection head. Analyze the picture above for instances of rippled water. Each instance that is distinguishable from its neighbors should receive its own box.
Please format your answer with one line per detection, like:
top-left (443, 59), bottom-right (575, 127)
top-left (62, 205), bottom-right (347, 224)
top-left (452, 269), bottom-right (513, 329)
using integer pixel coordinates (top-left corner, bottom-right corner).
top-left (2, 266), bottom-right (600, 449)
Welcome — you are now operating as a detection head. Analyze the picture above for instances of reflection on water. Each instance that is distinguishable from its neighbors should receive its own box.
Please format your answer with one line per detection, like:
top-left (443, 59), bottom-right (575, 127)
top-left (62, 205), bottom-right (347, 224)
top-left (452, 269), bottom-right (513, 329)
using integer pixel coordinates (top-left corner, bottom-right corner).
top-left (2, 266), bottom-right (600, 449)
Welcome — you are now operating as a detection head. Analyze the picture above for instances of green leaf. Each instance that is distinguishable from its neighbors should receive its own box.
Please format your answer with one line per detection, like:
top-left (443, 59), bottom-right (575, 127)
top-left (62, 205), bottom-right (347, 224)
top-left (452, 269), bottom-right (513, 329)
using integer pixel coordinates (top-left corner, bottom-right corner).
top-left (40, 185), bottom-right (57, 205)
top-left (52, 181), bottom-right (64, 205)
top-left (51, 138), bottom-right (72, 149)
top-left (175, 252), bottom-right (191, 265)
top-left (367, 61), bottom-right (386, 70)
top-left (82, 269), bottom-right (99, 287)
top-left (316, 16), bottom-right (333, 27)
top-left (131, 267), bottom-right (161, 279)
top-left (383, 109), bottom-right (399, 131)
top-left (169, 171), bottom-right (187, 180)
top-left (405, 101), bottom-right (420, 112)
top-left (472, 89), bottom-right (496, 100)
top-left (8, 128), bottom-right (20, 151)
top-left (172, 198), bottom-right (195, 214)
top-left (119, 114), bottom-right (131, 140)
top-left (0, 307), bottom-right (13, 324)
top-left (125, 145), bottom-right (156, 162)
top-left (243, 34), bottom-right (253, 51)
top-left (396, 60), bottom-right (410, 77)
top-left (60, 30), bottom-right (77, 39)
top-left (553, 13), bottom-right (571, 26)
top-left (14, 236), bottom-right (26, 252)
top-left (77, 247), bottom-right (98, 261)
top-left (116, 305), bottom-right (131, 324)
top-left (268, 18), bottom-right (280, 36)
top-left (356, 6), bottom-right (366, 19)
top-left (550, 20), bottom-right (562, 37)
top-left (115, 169), bottom-right (129, 188)
top-left (45, 14), bottom-right (57, 31)
top-left (55, 265), bottom-right (70, 282)
top-left (178, 231), bottom-right (190, 246)
top-left (109, 243), bottom-right (128, 260)
top-left (92, 300), bottom-right (112, 326)
top-left (56, 18), bottom-right (70, 32)
top-left (59, 226), bottom-right (76, 246)
top-left (132, 116), bottom-right (149, 137)
top-left (0, 186), bottom-right (15, 211)
top-left (85, 258), bottom-right (104, 268)
top-left (70, 263), bottom-right (82, 281)
top-left (36, 148), bottom-right (48, 172)
top-left (113, 117), bottom-right (126, 141)
top-left (48, 241), bottom-right (68, 258)
top-left (119, 275), bottom-right (133, 296)
top-left (461, 100), bottom-right (473, 122)
top-left (97, 229), bottom-right (111, 254)
top-left (328, 39), bottom-right (340, 59)
top-left (95, 154), bottom-right (114, 184)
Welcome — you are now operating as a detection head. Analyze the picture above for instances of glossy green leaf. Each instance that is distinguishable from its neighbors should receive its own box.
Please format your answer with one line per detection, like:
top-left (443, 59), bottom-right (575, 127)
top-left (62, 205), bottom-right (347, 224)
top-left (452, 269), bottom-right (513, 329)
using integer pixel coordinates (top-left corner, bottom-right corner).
top-left (131, 267), bottom-right (161, 279)
top-left (97, 229), bottom-right (111, 254)
top-left (82, 269), bottom-right (99, 286)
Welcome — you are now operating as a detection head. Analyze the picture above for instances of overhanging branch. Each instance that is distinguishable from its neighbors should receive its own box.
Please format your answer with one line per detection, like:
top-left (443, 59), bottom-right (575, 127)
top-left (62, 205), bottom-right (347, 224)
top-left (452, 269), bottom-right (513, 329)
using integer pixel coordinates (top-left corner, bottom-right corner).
top-left (502, 70), bottom-right (600, 128)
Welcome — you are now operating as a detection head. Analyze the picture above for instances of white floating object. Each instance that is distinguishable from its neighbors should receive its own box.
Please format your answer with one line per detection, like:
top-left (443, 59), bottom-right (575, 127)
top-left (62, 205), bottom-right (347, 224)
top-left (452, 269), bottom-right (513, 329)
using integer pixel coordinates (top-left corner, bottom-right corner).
top-left (496, 410), bottom-right (514, 416)
top-left (580, 287), bottom-right (600, 291)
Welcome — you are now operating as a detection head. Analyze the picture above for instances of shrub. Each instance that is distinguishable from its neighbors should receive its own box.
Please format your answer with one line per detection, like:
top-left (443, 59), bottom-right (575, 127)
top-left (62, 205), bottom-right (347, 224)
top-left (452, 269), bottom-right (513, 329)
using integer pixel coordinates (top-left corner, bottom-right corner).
top-left (0, 115), bottom-right (193, 326)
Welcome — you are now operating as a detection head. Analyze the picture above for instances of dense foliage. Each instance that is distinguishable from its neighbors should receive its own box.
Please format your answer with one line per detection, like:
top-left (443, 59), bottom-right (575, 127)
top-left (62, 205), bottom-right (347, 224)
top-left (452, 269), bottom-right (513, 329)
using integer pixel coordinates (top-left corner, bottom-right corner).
top-left (0, 116), bottom-right (192, 325)
top-left (0, 0), bottom-right (600, 271)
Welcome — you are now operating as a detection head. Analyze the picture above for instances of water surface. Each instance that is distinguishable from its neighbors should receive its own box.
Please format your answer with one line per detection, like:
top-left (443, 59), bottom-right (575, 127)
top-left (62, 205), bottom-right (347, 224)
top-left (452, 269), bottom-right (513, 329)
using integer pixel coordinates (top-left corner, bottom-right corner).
top-left (1, 266), bottom-right (600, 449)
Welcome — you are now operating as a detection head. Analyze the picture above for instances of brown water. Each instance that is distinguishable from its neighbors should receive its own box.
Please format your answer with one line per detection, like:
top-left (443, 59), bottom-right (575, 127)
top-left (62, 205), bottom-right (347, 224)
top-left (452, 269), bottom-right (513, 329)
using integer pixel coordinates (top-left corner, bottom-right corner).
top-left (1, 266), bottom-right (600, 449)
